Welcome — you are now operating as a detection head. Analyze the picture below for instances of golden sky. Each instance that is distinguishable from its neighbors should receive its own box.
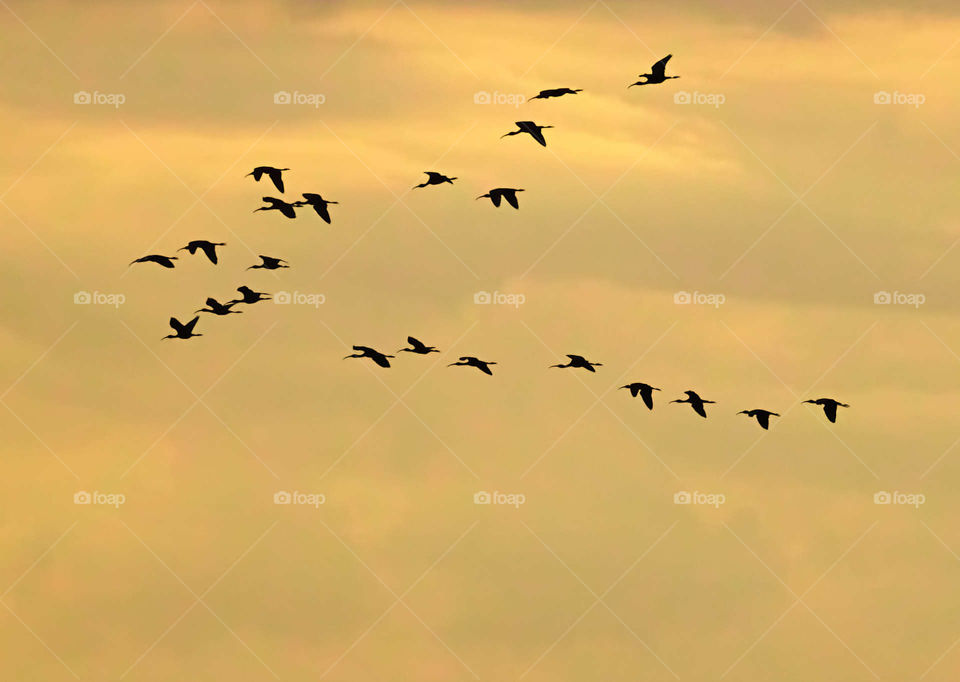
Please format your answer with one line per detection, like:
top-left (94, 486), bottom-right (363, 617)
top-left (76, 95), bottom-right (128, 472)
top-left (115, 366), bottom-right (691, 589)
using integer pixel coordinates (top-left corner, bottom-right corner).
top-left (3, 0), bottom-right (960, 680)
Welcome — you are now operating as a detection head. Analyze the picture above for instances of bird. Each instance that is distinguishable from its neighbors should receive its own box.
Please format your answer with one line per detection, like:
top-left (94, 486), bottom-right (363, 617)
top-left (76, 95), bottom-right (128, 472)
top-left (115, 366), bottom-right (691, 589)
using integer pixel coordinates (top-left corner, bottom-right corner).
top-left (254, 197), bottom-right (297, 219)
top-left (448, 356), bottom-right (496, 375)
top-left (629, 55), bottom-right (679, 87)
top-left (130, 254), bottom-right (177, 268)
top-left (246, 166), bottom-right (288, 193)
top-left (529, 87), bottom-right (582, 100)
top-left (413, 172), bottom-right (457, 189)
top-left (803, 398), bottom-right (849, 423)
top-left (670, 390), bottom-right (715, 418)
top-left (163, 316), bottom-right (202, 340)
top-left (196, 297), bottom-right (241, 316)
top-left (344, 345), bottom-right (394, 368)
top-left (398, 336), bottom-right (440, 355)
top-left (178, 240), bottom-right (225, 264)
top-left (247, 255), bottom-right (289, 270)
top-left (738, 409), bottom-right (780, 430)
top-left (476, 188), bottom-right (524, 209)
top-left (231, 286), bottom-right (271, 305)
top-left (501, 121), bottom-right (553, 147)
top-left (294, 193), bottom-right (338, 224)
top-left (620, 382), bottom-right (661, 410)
top-left (550, 354), bottom-right (602, 372)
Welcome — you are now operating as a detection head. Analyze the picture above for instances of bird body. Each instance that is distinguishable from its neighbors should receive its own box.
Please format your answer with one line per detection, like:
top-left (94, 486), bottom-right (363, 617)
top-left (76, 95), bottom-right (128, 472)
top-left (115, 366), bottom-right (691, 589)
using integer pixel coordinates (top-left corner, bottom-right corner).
top-left (449, 356), bottom-right (496, 375)
top-left (738, 409), bottom-right (780, 430)
top-left (671, 390), bottom-right (715, 418)
top-left (248, 255), bottom-right (289, 270)
top-left (130, 254), bottom-right (177, 268)
top-left (178, 240), bottom-right (224, 264)
top-left (530, 87), bottom-right (582, 100)
top-left (629, 54), bottom-right (679, 87)
top-left (246, 166), bottom-right (288, 193)
top-left (804, 398), bottom-right (849, 423)
top-left (294, 193), bottom-right (338, 223)
top-left (163, 316), bottom-right (202, 340)
top-left (550, 354), bottom-right (602, 372)
top-left (231, 286), bottom-right (271, 305)
top-left (620, 382), bottom-right (660, 410)
top-left (477, 188), bottom-right (524, 209)
top-left (399, 336), bottom-right (440, 355)
top-left (254, 197), bottom-right (298, 219)
top-left (501, 121), bottom-right (553, 147)
top-left (413, 171), bottom-right (457, 189)
top-left (196, 297), bottom-right (241, 315)
top-left (344, 345), bottom-right (394, 368)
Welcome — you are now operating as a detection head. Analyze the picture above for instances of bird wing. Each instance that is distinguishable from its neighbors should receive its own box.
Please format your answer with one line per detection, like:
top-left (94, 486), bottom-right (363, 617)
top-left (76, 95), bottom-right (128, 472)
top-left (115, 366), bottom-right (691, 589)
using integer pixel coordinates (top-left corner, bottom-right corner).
top-left (280, 202), bottom-right (297, 219)
top-left (169, 317), bottom-right (185, 333)
top-left (757, 413), bottom-right (770, 429)
top-left (641, 388), bottom-right (654, 410)
top-left (824, 403), bottom-right (838, 423)
top-left (314, 202), bottom-right (331, 223)
top-left (200, 243), bottom-right (218, 264)
top-left (301, 193), bottom-right (321, 202)
top-left (478, 362), bottom-right (493, 375)
top-left (651, 54), bottom-right (672, 78)
top-left (518, 121), bottom-right (547, 146)
top-left (624, 384), bottom-right (640, 397)
top-left (504, 190), bottom-right (520, 209)
top-left (205, 297), bottom-right (218, 307)
top-left (183, 316), bottom-right (199, 333)
top-left (425, 172), bottom-right (442, 181)
top-left (268, 169), bottom-right (284, 193)
top-left (692, 401), bottom-right (707, 418)
top-left (373, 353), bottom-right (391, 368)
top-left (490, 191), bottom-right (502, 207)
top-left (251, 168), bottom-right (264, 181)
top-left (407, 336), bottom-right (426, 350)
top-left (567, 354), bottom-right (586, 363)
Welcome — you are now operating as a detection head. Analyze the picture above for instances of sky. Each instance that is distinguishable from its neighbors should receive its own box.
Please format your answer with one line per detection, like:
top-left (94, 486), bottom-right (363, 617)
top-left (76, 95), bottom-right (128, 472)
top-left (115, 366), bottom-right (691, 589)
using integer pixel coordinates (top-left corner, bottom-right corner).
top-left (3, 0), bottom-right (960, 680)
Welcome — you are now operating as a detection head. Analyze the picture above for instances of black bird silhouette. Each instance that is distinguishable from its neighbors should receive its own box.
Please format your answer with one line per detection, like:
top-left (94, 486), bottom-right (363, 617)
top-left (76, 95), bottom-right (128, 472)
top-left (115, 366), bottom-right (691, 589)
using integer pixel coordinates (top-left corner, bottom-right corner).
top-left (501, 121), bottom-right (553, 147)
top-left (130, 254), bottom-right (177, 268)
top-left (231, 286), bottom-right (271, 305)
top-left (804, 398), bottom-right (849, 423)
top-left (254, 197), bottom-right (297, 219)
top-left (344, 345), bottom-right (394, 368)
top-left (163, 316), bottom-right (201, 340)
top-left (529, 87), bottom-right (582, 100)
top-left (196, 297), bottom-right (241, 316)
top-left (671, 390), bottom-right (715, 418)
top-left (477, 188), bottom-right (524, 209)
top-left (550, 354), bottom-right (602, 372)
top-left (293, 193), bottom-right (338, 224)
top-left (413, 171), bottom-right (457, 189)
top-left (246, 166), bottom-right (288, 193)
top-left (247, 255), bottom-right (289, 270)
top-left (449, 356), bottom-right (496, 375)
top-left (738, 409), bottom-right (780, 430)
top-left (620, 382), bottom-right (661, 410)
top-left (629, 55), bottom-right (679, 87)
top-left (178, 240), bottom-right (225, 264)
top-left (398, 336), bottom-right (440, 354)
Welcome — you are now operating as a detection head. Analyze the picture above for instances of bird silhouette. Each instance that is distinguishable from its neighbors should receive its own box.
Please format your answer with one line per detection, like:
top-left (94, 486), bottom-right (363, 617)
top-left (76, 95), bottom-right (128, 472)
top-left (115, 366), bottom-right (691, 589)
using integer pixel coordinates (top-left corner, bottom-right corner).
top-left (254, 197), bottom-right (297, 219)
top-left (550, 354), bottom-right (602, 372)
top-left (398, 336), bottom-right (440, 354)
top-left (477, 188), bottom-right (524, 209)
top-left (178, 240), bottom-right (225, 264)
top-left (246, 166), bottom-right (288, 193)
top-left (620, 382), bottom-right (661, 410)
top-left (671, 390), bottom-right (715, 418)
top-left (247, 255), bottom-right (289, 270)
top-left (501, 121), bottom-right (553, 147)
top-left (529, 87), bottom-right (582, 100)
top-left (293, 193), bottom-right (338, 224)
top-left (449, 356), bottom-right (496, 375)
top-left (738, 409), bottom-right (780, 430)
top-left (344, 345), bottom-right (394, 368)
top-left (130, 254), bottom-right (177, 268)
top-left (803, 398), bottom-right (849, 423)
top-left (196, 297), bottom-right (241, 316)
top-left (231, 286), bottom-right (271, 305)
top-left (629, 55), bottom-right (679, 87)
top-left (413, 171), bottom-right (457, 189)
top-left (163, 316), bottom-right (202, 340)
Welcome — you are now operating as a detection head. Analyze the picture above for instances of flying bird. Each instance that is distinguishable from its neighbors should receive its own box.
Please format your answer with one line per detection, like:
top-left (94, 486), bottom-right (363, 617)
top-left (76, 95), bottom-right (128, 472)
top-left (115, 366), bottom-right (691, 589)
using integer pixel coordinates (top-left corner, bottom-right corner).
top-left (501, 121), bottom-right (553, 147)
top-left (254, 197), bottom-right (297, 219)
top-left (804, 398), bottom-right (849, 423)
top-left (398, 336), bottom-right (440, 355)
top-left (671, 390), bottom-right (715, 418)
top-left (344, 345), bottom-right (394, 368)
top-left (294, 193), bottom-right (338, 224)
top-left (529, 87), bottom-right (582, 100)
top-left (178, 240), bottom-right (225, 264)
top-left (247, 255), bottom-right (289, 270)
top-left (413, 172), bottom-right (457, 189)
top-left (246, 166), bottom-right (288, 193)
top-left (477, 188), bottom-right (524, 209)
top-left (620, 382), bottom-right (661, 410)
top-left (231, 286), bottom-right (271, 305)
top-left (738, 409), bottom-right (780, 430)
top-left (629, 55), bottom-right (679, 87)
top-left (196, 297), bottom-right (241, 316)
top-left (550, 354), bottom-right (602, 372)
top-left (449, 356), bottom-right (496, 375)
top-left (130, 254), bottom-right (177, 268)
top-left (163, 316), bottom-right (202, 340)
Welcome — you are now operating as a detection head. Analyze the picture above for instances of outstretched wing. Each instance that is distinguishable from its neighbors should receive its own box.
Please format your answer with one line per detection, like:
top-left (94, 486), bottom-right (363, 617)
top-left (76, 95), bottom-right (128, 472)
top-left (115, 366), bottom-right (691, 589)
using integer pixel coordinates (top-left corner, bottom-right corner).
top-left (640, 387), bottom-right (654, 410)
top-left (490, 191), bottom-right (502, 207)
top-left (268, 168), bottom-right (284, 193)
top-left (651, 54), bottom-right (672, 78)
top-left (183, 316), bottom-right (199, 333)
top-left (314, 202), bottom-right (331, 223)
top-left (280, 202), bottom-right (297, 219)
top-left (757, 412), bottom-right (770, 430)
top-left (518, 121), bottom-right (547, 146)
top-left (692, 401), bottom-right (707, 418)
top-left (408, 336), bottom-right (426, 351)
top-left (478, 362), bottom-right (493, 375)
top-left (200, 243), bottom-right (218, 264)
top-left (251, 167), bottom-right (264, 181)
top-left (504, 190), bottom-right (520, 209)
top-left (169, 317), bottom-right (185, 333)
top-left (824, 402), bottom-right (838, 423)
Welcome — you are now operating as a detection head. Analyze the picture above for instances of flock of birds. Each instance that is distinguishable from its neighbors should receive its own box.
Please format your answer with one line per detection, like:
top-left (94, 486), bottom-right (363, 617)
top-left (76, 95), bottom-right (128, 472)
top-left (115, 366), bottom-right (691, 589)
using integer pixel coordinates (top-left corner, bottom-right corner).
top-left (127, 54), bottom-right (850, 430)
